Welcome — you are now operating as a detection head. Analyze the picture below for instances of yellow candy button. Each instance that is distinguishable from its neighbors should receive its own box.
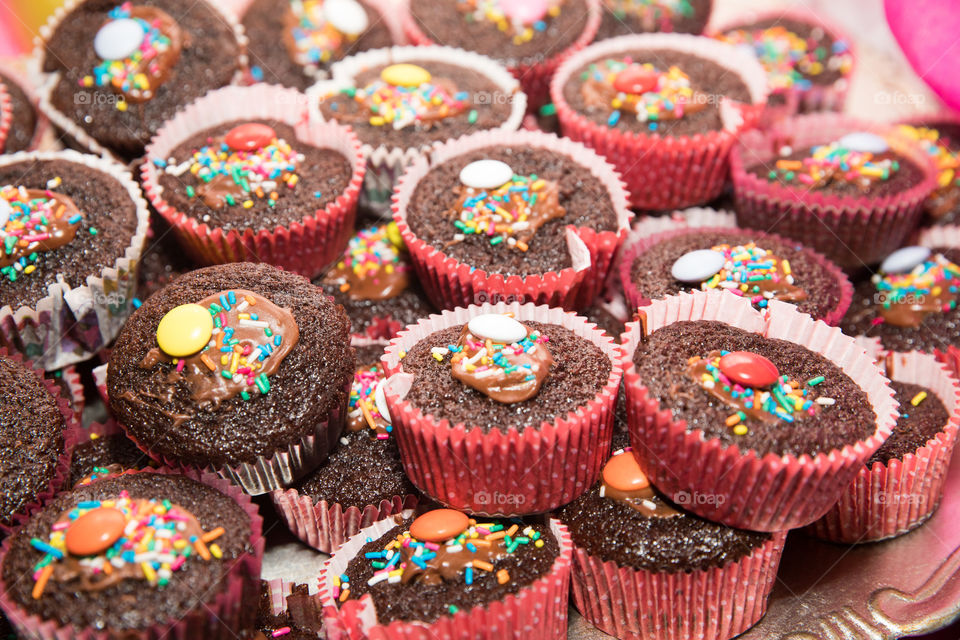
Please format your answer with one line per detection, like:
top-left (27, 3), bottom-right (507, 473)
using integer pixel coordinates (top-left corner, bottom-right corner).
top-left (380, 63), bottom-right (431, 87)
top-left (386, 221), bottom-right (404, 249)
top-left (157, 304), bottom-right (214, 357)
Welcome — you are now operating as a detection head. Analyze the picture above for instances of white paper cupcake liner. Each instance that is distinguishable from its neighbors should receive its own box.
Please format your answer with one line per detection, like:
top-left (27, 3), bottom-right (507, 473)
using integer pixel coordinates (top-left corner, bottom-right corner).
top-left (0, 60), bottom-right (51, 151)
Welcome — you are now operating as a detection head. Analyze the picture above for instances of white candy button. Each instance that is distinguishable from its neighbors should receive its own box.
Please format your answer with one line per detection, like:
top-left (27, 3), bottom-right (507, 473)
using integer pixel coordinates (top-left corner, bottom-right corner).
top-left (837, 131), bottom-right (889, 154)
top-left (374, 380), bottom-right (391, 423)
top-left (881, 246), bottom-right (931, 274)
top-left (94, 18), bottom-right (146, 61)
top-left (468, 313), bottom-right (528, 344)
top-left (0, 199), bottom-right (11, 229)
top-left (671, 249), bottom-right (726, 283)
top-left (324, 0), bottom-right (369, 35)
top-left (459, 160), bottom-right (513, 190)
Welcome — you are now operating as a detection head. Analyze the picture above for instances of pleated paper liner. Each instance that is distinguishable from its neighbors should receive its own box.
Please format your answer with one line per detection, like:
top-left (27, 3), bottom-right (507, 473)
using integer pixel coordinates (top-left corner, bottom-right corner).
top-left (730, 113), bottom-right (939, 271)
top-left (571, 530), bottom-right (787, 640)
top-left (260, 576), bottom-right (325, 637)
top-left (807, 350), bottom-right (960, 543)
top-left (916, 224), bottom-right (960, 380)
top-left (51, 364), bottom-right (85, 416)
top-left (379, 301), bottom-right (623, 516)
top-left (0, 467), bottom-right (264, 640)
top-left (550, 33), bottom-right (769, 210)
top-left (0, 81), bottom-right (11, 152)
top-left (398, 0), bottom-right (600, 110)
top-left (622, 288), bottom-right (899, 532)
top-left (307, 45), bottom-right (527, 215)
top-left (319, 511), bottom-right (573, 640)
top-left (391, 128), bottom-right (631, 312)
top-left (0, 150), bottom-right (149, 370)
top-left (141, 84), bottom-right (364, 280)
top-left (0, 60), bottom-right (51, 151)
top-left (617, 224), bottom-right (854, 325)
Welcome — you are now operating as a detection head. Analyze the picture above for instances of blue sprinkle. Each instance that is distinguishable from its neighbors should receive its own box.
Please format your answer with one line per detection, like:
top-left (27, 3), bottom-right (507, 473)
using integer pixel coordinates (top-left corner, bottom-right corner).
top-left (132, 298), bottom-right (142, 309)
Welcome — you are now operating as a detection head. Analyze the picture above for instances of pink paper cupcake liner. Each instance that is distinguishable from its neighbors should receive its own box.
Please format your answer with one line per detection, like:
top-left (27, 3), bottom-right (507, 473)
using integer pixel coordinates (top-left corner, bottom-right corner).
top-left (622, 288), bottom-right (899, 531)
top-left (571, 530), bottom-right (787, 640)
top-left (807, 351), bottom-right (960, 543)
top-left (392, 128), bottom-right (631, 312)
top-left (319, 511), bottom-right (573, 640)
top-left (730, 113), bottom-right (939, 271)
top-left (0, 466), bottom-right (264, 640)
top-left (617, 225), bottom-right (854, 325)
top-left (0, 81), bottom-right (11, 152)
top-left (0, 60), bottom-right (51, 151)
top-left (52, 364), bottom-right (85, 416)
top-left (0, 150), bottom-right (150, 371)
top-left (550, 33), bottom-right (769, 210)
top-left (92, 362), bottom-right (108, 404)
top-left (270, 486), bottom-right (419, 553)
top-left (380, 301), bottom-right (623, 515)
top-left (142, 84), bottom-right (365, 280)
top-left (261, 576), bottom-right (325, 635)
top-left (399, 0), bottom-right (600, 110)
top-left (0, 348), bottom-right (81, 534)
top-left (308, 46), bottom-right (527, 215)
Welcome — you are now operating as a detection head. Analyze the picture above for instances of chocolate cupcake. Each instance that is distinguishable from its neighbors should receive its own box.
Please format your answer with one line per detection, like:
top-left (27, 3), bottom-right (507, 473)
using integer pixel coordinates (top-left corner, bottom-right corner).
top-left (620, 227), bottom-right (853, 324)
top-left (897, 118), bottom-right (960, 227)
top-left (0, 63), bottom-right (46, 153)
top-left (393, 128), bottom-right (630, 310)
top-left (550, 34), bottom-right (767, 210)
top-left (310, 46), bottom-right (526, 212)
top-left (595, 0), bottom-right (712, 41)
top-left (0, 150), bottom-right (149, 370)
top-left (36, 0), bottom-right (247, 160)
top-left (68, 421), bottom-right (152, 487)
top-left (380, 303), bottom-right (622, 514)
top-left (318, 223), bottom-right (434, 341)
top-left (0, 469), bottom-right (263, 639)
top-left (243, 0), bottom-right (398, 89)
top-left (107, 262), bottom-right (355, 494)
top-left (319, 508), bottom-right (572, 637)
top-left (731, 115), bottom-right (938, 270)
top-left (246, 579), bottom-right (323, 640)
top-left (622, 288), bottom-right (898, 531)
top-left (557, 448), bottom-right (785, 640)
top-left (143, 84), bottom-right (364, 279)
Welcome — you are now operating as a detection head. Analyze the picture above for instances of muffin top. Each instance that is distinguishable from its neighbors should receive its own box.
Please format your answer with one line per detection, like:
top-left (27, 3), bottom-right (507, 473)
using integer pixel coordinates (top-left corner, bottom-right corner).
top-left (243, 0), bottom-right (394, 90)
top-left (897, 122), bottom-right (960, 226)
top-left (867, 381), bottom-right (950, 467)
top-left (405, 146), bottom-right (620, 275)
top-left (632, 320), bottom-right (877, 457)
top-left (2, 472), bottom-right (253, 630)
top-left (0, 71), bottom-right (39, 153)
top-left (108, 262), bottom-right (355, 466)
top-left (594, 0), bottom-right (712, 41)
top-left (68, 428), bottom-right (150, 486)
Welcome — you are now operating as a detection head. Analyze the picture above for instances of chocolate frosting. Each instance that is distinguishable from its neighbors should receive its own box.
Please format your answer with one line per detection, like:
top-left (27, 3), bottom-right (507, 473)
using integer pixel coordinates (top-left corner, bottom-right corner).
top-left (321, 226), bottom-right (410, 301)
top-left (875, 253), bottom-right (960, 328)
top-left (449, 323), bottom-right (554, 403)
top-left (600, 454), bottom-right (679, 518)
top-left (0, 188), bottom-right (82, 268)
top-left (100, 6), bottom-right (184, 103)
top-left (346, 364), bottom-right (390, 435)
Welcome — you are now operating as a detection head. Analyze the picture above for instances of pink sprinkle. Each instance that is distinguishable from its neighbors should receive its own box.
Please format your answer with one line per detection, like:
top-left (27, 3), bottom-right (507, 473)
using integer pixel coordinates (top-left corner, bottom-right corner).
top-left (425, 542), bottom-right (439, 551)
top-left (171, 556), bottom-right (186, 571)
top-left (272, 628), bottom-right (291, 638)
top-left (871, 317), bottom-right (885, 326)
top-left (176, 360), bottom-right (185, 372)
top-left (728, 288), bottom-right (744, 297)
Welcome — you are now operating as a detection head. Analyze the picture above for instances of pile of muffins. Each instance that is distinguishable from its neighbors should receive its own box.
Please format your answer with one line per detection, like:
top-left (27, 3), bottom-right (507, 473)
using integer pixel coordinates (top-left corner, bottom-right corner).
top-left (0, 0), bottom-right (958, 638)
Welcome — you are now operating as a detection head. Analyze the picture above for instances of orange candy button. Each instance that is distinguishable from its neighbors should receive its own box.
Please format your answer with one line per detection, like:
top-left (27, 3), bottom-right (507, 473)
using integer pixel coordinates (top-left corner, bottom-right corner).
top-left (602, 452), bottom-right (650, 492)
top-left (225, 123), bottom-right (276, 152)
top-left (65, 507), bottom-right (126, 556)
top-left (409, 509), bottom-right (469, 543)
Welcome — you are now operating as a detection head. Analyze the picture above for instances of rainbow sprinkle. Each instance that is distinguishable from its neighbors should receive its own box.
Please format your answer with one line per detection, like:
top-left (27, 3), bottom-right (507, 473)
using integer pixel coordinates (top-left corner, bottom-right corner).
top-left (349, 365), bottom-right (391, 437)
top-left (606, 0), bottom-right (693, 25)
top-left (0, 183), bottom-right (79, 282)
top-left (447, 328), bottom-right (548, 376)
top-left (334, 226), bottom-right (406, 293)
top-left (873, 253), bottom-right (960, 317)
top-left (287, 0), bottom-right (357, 66)
top-left (333, 77), bottom-right (470, 129)
top-left (767, 140), bottom-right (900, 188)
top-left (448, 174), bottom-right (556, 250)
top-left (457, 0), bottom-right (560, 45)
top-left (699, 243), bottom-right (799, 309)
top-left (581, 59), bottom-right (699, 129)
top-left (898, 124), bottom-right (960, 191)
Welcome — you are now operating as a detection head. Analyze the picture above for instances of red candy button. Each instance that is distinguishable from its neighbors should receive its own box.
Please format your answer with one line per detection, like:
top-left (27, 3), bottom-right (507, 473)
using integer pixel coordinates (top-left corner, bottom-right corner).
top-left (65, 507), bottom-right (126, 556)
top-left (225, 123), bottom-right (276, 152)
top-left (719, 351), bottom-right (780, 388)
top-left (613, 66), bottom-right (658, 95)
top-left (409, 509), bottom-right (469, 542)
top-left (602, 452), bottom-right (650, 492)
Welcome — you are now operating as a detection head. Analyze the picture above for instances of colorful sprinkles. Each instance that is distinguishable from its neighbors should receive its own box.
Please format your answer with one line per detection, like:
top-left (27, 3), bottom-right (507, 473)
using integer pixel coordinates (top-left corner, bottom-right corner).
top-left (448, 173), bottom-right (556, 249)
top-left (606, 0), bottom-right (693, 25)
top-left (447, 327), bottom-right (548, 377)
top-left (898, 124), bottom-right (960, 191)
top-left (0, 183), bottom-right (81, 282)
top-left (334, 225), bottom-right (407, 294)
top-left (698, 243), bottom-right (799, 308)
top-left (287, 0), bottom-right (358, 66)
top-left (457, 0), bottom-right (560, 45)
top-left (332, 74), bottom-right (471, 130)
top-left (349, 365), bottom-right (391, 437)
top-left (767, 140), bottom-right (900, 189)
top-left (872, 252), bottom-right (960, 323)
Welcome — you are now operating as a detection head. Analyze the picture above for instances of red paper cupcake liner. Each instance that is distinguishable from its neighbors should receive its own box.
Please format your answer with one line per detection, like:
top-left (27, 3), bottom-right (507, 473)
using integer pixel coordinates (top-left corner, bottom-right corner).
top-left (0, 81), bottom-right (12, 152)
top-left (399, 0), bottom-right (600, 110)
top-left (807, 351), bottom-right (960, 543)
top-left (622, 288), bottom-right (899, 531)
top-left (52, 364), bottom-right (85, 416)
top-left (0, 61), bottom-right (51, 151)
top-left (270, 487), bottom-right (419, 553)
top-left (617, 224), bottom-right (854, 325)
top-left (380, 301), bottom-right (623, 515)
top-left (0, 348), bottom-right (81, 534)
top-left (319, 512), bottom-right (573, 640)
top-left (142, 84), bottom-right (365, 280)
top-left (730, 113), bottom-right (939, 271)
top-left (571, 530), bottom-right (787, 640)
top-left (0, 466), bottom-right (264, 640)
top-left (550, 33), bottom-right (769, 210)
top-left (92, 362), bottom-right (108, 404)
top-left (392, 128), bottom-right (631, 312)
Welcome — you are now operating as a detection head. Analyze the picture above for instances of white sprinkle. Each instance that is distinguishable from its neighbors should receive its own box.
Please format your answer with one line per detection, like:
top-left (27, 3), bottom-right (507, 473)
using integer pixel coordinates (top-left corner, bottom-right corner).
top-left (816, 397), bottom-right (836, 405)
top-left (239, 319), bottom-right (269, 328)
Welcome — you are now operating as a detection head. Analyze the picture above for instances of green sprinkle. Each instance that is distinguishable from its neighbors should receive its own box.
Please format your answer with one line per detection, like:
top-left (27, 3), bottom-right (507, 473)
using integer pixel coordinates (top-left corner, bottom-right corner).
top-left (807, 376), bottom-right (825, 386)
top-left (185, 185), bottom-right (195, 197)
top-left (468, 109), bottom-right (478, 124)
top-left (241, 390), bottom-right (250, 401)
top-left (448, 605), bottom-right (459, 614)
top-left (490, 236), bottom-right (504, 245)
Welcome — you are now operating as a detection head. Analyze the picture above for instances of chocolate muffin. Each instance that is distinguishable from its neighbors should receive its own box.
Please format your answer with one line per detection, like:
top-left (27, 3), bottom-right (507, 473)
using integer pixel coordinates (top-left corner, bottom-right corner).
top-left (153, 120), bottom-right (353, 233)
top-left (244, 581), bottom-right (323, 640)
top-left (625, 228), bottom-right (848, 320)
top-left (0, 354), bottom-right (68, 527)
top-left (0, 70), bottom-right (39, 153)
top-left (897, 122), bottom-right (960, 227)
top-left (404, 146), bottom-right (620, 276)
top-left (0, 471), bottom-right (259, 635)
top-left (317, 224), bottom-right (434, 341)
top-left (841, 246), bottom-right (960, 354)
top-left (68, 428), bottom-right (150, 486)
top-left (595, 0), bottom-right (712, 41)
top-left (243, 0), bottom-right (394, 89)
top-left (632, 319), bottom-right (876, 457)
top-left (136, 216), bottom-right (198, 303)
top-left (107, 263), bottom-right (355, 486)
top-left (868, 381), bottom-right (950, 467)
top-left (336, 510), bottom-right (560, 625)
top-left (561, 47), bottom-right (754, 137)
top-left (39, 0), bottom-right (245, 160)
